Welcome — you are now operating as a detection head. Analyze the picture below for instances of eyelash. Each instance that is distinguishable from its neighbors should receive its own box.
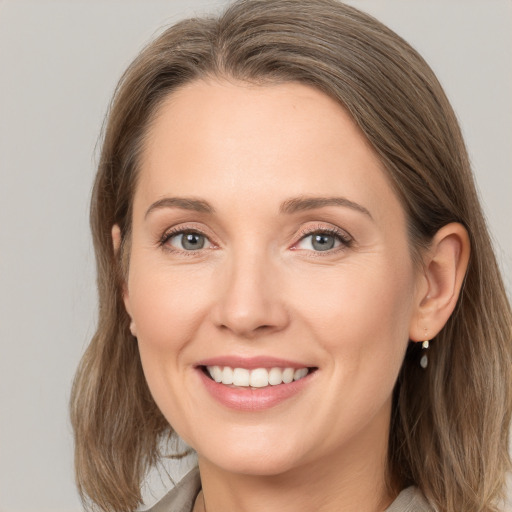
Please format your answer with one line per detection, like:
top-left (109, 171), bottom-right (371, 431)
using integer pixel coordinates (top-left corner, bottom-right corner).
top-left (294, 225), bottom-right (353, 254)
top-left (159, 224), bottom-right (353, 255)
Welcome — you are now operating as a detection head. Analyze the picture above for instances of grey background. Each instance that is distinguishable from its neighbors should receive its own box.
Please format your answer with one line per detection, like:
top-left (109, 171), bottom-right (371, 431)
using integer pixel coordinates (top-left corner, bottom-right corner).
top-left (0, 1), bottom-right (510, 511)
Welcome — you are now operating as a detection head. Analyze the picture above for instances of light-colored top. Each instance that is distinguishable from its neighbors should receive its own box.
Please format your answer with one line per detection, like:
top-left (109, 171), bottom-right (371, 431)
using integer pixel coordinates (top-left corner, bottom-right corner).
top-left (147, 467), bottom-right (434, 512)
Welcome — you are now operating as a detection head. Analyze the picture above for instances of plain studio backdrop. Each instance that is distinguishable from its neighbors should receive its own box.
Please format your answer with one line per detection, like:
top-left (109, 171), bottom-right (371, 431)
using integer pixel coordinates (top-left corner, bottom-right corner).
top-left (0, 1), bottom-right (510, 511)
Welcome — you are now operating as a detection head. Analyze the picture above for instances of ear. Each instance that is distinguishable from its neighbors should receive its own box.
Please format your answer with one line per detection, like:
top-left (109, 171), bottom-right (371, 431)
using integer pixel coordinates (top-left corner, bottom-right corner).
top-left (112, 224), bottom-right (137, 337)
top-left (112, 223), bottom-right (122, 254)
top-left (409, 222), bottom-right (470, 342)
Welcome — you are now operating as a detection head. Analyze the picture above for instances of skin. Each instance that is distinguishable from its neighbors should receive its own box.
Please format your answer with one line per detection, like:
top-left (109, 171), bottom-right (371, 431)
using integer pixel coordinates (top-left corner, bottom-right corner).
top-left (116, 80), bottom-right (470, 512)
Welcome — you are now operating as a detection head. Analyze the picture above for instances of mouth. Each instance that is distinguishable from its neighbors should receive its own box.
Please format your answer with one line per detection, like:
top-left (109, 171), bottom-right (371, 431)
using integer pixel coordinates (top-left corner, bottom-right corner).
top-left (201, 365), bottom-right (317, 388)
top-left (195, 356), bottom-right (318, 410)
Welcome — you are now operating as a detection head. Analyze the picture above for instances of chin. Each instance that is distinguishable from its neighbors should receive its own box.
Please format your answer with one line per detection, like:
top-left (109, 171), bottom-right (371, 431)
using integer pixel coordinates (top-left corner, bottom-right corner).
top-left (193, 431), bottom-right (312, 477)
top-left (206, 452), bottom-right (303, 477)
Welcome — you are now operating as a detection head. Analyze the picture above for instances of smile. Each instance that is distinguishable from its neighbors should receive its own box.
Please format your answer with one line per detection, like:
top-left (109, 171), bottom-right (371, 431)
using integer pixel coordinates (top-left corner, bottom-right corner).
top-left (205, 366), bottom-right (310, 388)
top-left (197, 359), bottom-right (318, 411)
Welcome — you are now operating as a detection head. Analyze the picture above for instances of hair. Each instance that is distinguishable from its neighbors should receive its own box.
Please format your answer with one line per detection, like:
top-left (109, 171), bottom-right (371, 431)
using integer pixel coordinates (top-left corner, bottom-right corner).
top-left (70, 1), bottom-right (512, 511)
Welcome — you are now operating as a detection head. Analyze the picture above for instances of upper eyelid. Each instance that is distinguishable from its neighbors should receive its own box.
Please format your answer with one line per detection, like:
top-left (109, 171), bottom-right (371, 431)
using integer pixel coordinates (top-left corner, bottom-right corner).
top-left (160, 223), bottom-right (216, 242)
top-left (295, 223), bottom-right (353, 241)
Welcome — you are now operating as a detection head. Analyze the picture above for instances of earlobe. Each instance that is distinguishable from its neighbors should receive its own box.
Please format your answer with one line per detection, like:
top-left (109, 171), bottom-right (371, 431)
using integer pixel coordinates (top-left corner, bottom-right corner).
top-left (409, 222), bottom-right (470, 342)
top-left (112, 224), bottom-right (122, 254)
top-left (111, 224), bottom-right (137, 337)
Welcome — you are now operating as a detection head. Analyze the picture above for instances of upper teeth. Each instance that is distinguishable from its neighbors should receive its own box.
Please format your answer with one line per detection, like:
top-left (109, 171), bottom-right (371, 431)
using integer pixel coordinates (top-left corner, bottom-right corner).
top-left (206, 366), bottom-right (309, 388)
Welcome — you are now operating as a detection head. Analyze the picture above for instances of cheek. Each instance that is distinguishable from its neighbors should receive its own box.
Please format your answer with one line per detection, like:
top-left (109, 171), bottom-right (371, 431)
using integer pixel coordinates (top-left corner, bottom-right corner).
top-left (293, 260), bottom-right (415, 433)
top-left (127, 263), bottom-right (211, 352)
top-left (126, 267), bottom-right (210, 431)
top-left (292, 258), bottom-right (415, 368)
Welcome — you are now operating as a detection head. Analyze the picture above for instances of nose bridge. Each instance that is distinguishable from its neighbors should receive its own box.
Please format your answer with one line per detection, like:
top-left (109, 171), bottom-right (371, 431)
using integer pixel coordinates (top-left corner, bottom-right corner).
top-left (212, 241), bottom-right (288, 337)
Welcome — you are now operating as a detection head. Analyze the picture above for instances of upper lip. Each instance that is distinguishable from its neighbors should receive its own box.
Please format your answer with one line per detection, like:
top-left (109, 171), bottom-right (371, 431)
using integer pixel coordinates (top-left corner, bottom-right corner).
top-left (195, 356), bottom-right (314, 370)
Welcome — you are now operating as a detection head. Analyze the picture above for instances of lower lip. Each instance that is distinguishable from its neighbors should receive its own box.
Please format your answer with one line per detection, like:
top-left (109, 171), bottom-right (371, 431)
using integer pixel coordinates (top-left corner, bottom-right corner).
top-left (197, 368), bottom-right (315, 411)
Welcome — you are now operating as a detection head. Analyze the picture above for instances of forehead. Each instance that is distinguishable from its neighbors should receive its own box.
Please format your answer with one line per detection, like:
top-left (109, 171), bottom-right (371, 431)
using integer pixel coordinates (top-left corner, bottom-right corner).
top-left (143, 79), bottom-right (375, 166)
top-left (136, 79), bottom-right (403, 224)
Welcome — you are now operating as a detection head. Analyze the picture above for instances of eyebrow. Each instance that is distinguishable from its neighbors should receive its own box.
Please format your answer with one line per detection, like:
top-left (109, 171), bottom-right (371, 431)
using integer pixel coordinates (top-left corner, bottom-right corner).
top-left (145, 197), bottom-right (215, 218)
top-left (279, 196), bottom-right (372, 218)
top-left (145, 195), bottom-right (372, 219)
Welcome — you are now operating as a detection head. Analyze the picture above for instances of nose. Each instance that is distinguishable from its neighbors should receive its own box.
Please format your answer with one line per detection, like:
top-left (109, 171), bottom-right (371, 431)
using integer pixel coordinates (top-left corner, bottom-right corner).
top-left (210, 247), bottom-right (290, 339)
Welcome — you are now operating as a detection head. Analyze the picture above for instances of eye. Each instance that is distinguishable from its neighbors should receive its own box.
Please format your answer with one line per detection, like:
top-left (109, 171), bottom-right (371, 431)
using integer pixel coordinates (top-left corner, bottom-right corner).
top-left (164, 230), bottom-right (212, 251)
top-left (295, 229), bottom-right (351, 252)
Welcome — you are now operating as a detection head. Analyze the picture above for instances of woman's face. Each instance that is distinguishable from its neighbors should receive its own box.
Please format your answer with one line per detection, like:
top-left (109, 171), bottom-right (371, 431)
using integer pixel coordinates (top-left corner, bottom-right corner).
top-left (123, 80), bottom-right (422, 476)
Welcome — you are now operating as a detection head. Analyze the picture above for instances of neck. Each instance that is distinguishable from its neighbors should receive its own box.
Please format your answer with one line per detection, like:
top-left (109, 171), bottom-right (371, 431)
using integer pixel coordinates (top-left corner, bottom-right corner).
top-left (196, 408), bottom-right (394, 512)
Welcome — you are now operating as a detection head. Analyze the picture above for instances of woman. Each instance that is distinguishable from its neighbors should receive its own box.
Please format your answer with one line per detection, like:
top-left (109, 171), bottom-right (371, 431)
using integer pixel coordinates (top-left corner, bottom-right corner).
top-left (70, 1), bottom-right (512, 511)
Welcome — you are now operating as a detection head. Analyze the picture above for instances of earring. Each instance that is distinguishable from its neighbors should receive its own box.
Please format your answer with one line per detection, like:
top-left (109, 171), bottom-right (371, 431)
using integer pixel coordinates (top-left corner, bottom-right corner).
top-left (420, 340), bottom-right (429, 369)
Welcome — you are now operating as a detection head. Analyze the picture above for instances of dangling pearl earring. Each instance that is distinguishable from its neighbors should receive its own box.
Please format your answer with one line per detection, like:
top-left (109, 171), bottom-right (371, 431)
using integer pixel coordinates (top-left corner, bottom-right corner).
top-left (420, 340), bottom-right (429, 369)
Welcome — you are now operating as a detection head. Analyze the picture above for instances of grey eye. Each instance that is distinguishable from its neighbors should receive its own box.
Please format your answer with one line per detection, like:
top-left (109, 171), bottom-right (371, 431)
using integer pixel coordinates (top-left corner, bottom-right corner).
top-left (311, 233), bottom-right (336, 251)
top-left (169, 232), bottom-right (209, 250)
top-left (296, 231), bottom-right (343, 252)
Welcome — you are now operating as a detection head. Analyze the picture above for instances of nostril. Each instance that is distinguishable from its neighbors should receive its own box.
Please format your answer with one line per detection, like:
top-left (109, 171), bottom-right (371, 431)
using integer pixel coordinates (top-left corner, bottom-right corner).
top-left (255, 324), bottom-right (273, 332)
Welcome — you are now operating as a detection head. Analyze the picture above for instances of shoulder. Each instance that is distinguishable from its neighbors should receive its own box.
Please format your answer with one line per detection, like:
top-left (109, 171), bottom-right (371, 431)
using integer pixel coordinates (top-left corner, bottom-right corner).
top-left (385, 486), bottom-right (435, 512)
top-left (145, 467), bottom-right (201, 512)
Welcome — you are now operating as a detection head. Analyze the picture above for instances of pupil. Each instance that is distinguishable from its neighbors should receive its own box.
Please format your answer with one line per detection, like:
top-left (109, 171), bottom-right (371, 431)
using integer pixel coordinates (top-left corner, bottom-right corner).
top-left (182, 233), bottom-right (205, 250)
top-left (312, 234), bottom-right (334, 251)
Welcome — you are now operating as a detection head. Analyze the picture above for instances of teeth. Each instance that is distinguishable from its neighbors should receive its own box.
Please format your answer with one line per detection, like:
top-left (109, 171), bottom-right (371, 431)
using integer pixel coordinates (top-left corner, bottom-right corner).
top-left (232, 368), bottom-right (250, 387)
top-left (250, 368), bottom-right (268, 388)
top-left (222, 366), bottom-right (234, 384)
top-left (206, 366), bottom-right (310, 387)
top-left (282, 367), bottom-right (294, 384)
top-left (210, 365), bottom-right (222, 383)
top-left (294, 368), bottom-right (308, 381)
top-left (268, 367), bottom-right (283, 386)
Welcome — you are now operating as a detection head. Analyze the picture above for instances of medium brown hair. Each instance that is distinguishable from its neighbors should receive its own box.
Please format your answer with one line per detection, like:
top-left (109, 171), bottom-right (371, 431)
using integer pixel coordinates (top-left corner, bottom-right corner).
top-left (70, 1), bottom-right (512, 510)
